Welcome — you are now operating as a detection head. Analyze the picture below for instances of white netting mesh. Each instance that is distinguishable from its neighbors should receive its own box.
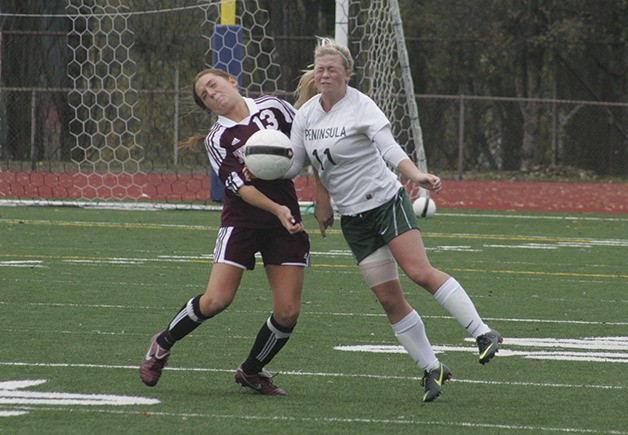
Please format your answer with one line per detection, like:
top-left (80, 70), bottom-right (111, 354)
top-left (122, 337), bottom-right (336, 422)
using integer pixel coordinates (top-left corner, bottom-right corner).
top-left (61, 0), bottom-right (285, 203)
top-left (1, 1), bottom-right (425, 207)
top-left (66, 0), bottom-right (143, 199)
top-left (348, 0), bottom-right (427, 200)
top-left (199, 0), bottom-right (282, 97)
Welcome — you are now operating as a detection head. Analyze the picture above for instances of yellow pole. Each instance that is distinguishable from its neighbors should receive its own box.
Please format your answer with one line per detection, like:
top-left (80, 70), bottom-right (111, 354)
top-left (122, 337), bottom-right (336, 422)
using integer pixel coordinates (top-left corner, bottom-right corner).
top-left (221, 0), bottom-right (236, 25)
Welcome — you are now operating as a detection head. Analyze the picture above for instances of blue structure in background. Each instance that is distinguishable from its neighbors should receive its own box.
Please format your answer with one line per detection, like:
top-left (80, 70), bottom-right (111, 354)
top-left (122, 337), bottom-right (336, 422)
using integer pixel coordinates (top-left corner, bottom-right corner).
top-left (209, 24), bottom-right (243, 203)
top-left (213, 25), bottom-right (243, 86)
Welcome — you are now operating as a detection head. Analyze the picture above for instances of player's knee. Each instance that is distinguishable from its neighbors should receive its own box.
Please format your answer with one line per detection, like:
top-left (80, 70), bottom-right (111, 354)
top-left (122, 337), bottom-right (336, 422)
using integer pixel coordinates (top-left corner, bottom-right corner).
top-left (199, 293), bottom-right (233, 316)
top-left (405, 267), bottom-right (440, 289)
top-left (273, 305), bottom-right (300, 328)
top-left (359, 246), bottom-right (399, 288)
top-left (405, 269), bottom-right (429, 287)
top-left (374, 291), bottom-right (399, 314)
top-left (275, 316), bottom-right (299, 330)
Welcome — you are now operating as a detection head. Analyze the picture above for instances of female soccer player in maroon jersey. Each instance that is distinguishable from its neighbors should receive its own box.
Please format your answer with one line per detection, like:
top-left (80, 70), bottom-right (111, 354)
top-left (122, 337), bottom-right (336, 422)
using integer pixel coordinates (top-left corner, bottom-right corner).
top-left (140, 69), bottom-right (309, 396)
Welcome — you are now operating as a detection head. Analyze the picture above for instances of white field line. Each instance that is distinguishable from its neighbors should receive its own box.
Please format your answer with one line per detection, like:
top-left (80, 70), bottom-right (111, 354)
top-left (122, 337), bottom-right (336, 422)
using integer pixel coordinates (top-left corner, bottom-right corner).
top-left (1, 199), bottom-right (627, 221)
top-left (0, 361), bottom-right (625, 391)
top-left (438, 211), bottom-right (628, 222)
top-left (316, 312), bottom-right (628, 326)
top-left (0, 410), bottom-right (29, 416)
top-left (336, 335), bottom-right (628, 363)
top-left (1, 362), bottom-right (625, 432)
top-left (1, 301), bottom-right (627, 326)
top-left (0, 260), bottom-right (45, 268)
top-left (335, 344), bottom-right (628, 363)
top-left (3, 405), bottom-right (627, 434)
top-left (1, 217), bottom-right (628, 242)
top-left (0, 199), bottom-right (224, 212)
top-left (2, 253), bottom-right (627, 281)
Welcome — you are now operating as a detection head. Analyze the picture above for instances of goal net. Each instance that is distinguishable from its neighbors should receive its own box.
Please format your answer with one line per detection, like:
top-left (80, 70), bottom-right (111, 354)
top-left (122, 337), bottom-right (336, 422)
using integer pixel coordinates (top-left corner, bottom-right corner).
top-left (0, 0), bottom-right (427, 208)
top-left (63, 0), bottom-right (285, 208)
top-left (347, 0), bottom-right (428, 201)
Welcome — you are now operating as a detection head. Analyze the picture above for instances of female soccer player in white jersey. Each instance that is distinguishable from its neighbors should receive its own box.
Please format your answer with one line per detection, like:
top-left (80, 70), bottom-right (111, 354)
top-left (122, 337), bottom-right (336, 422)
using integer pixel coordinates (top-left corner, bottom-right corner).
top-left (286, 39), bottom-right (502, 402)
top-left (140, 68), bottom-right (309, 396)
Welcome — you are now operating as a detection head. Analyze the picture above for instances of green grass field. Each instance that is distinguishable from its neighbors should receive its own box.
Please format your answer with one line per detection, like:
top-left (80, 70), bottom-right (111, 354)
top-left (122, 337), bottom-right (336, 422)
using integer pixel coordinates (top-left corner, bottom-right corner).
top-left (1, 205), bottom-right (626, 434)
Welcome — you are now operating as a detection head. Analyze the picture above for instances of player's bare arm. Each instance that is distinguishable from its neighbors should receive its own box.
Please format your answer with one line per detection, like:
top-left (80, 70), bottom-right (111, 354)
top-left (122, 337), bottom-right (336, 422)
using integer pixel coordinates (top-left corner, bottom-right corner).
top-left (397, 159), bottom-right (442, 193)
top-left (238, 185), bottom-right (304, 234)
top-left (312, 170), bottom-right (334, 239)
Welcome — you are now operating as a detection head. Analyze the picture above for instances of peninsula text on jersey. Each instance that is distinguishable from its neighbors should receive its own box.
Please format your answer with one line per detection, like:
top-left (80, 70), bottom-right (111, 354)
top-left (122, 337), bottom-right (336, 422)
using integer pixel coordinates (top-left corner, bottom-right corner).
top-left (304, 127), bottom-right (347, 140)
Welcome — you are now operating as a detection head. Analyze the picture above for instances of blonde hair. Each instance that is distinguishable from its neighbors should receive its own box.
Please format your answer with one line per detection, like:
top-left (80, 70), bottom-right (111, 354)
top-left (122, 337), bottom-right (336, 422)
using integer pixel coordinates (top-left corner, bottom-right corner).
top-left (294, 70), bottom-right (317, 109)
top-left (294, 38), bottom-right (354, 109)
top-left (316, 37), bottom-right (353, 71)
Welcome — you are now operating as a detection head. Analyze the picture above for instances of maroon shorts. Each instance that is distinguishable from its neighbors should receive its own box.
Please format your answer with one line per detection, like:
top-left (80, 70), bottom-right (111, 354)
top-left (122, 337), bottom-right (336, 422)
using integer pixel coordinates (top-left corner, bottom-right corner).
top-left (213, 226), bottom-right (310, 270)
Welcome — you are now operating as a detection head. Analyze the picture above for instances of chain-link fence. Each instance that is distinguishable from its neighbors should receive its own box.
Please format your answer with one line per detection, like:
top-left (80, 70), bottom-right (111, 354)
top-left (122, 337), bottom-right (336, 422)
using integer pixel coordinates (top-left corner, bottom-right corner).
top-left (418, 95), bottom-right (627, 179)
top-left (1, 4), bottom-right (626, 204)
top-left (3, 83), bottom-right (625, 178)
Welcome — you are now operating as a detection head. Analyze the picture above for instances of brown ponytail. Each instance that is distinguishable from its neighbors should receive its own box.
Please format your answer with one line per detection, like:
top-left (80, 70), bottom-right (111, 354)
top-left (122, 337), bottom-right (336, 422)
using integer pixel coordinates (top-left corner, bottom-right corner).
top-left (179, 68), bottom-right (234, 150)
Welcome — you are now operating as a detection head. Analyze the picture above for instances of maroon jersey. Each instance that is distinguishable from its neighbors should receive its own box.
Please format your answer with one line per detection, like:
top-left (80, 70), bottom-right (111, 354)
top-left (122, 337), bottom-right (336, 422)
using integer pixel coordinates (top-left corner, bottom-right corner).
top-left (204, 96), bottom-right (302, 228)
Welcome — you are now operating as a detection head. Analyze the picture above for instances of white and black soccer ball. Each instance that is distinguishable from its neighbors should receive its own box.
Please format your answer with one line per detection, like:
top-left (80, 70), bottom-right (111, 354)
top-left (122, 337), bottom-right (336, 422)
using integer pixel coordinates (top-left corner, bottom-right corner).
top-left (412, 196), bottom-right (437, 218)
top-left (243, 129), bottom-right (294, 180)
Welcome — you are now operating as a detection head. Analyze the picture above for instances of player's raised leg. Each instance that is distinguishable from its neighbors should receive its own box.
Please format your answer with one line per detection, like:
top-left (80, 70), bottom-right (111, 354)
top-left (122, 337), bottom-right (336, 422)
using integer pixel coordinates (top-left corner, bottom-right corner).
top-left (140, 264), bottom-right (243, 386)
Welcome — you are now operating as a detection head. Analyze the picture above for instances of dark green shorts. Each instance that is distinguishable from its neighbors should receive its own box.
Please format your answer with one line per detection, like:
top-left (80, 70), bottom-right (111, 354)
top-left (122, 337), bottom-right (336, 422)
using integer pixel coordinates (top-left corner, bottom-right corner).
top-left (340, 188), bottom-right (419, 263)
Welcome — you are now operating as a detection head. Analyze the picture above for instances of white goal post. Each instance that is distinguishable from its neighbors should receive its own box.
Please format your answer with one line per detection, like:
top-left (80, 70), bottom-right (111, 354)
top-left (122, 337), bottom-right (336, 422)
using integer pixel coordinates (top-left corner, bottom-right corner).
top-left (344, 0), bottom-right (430, 201)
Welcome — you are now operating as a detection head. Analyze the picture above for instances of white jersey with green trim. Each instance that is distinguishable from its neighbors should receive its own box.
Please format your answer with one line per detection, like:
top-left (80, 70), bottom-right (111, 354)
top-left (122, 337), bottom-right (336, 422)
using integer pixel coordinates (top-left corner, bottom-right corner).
top-left (292, 86), bottom-right (403, 216)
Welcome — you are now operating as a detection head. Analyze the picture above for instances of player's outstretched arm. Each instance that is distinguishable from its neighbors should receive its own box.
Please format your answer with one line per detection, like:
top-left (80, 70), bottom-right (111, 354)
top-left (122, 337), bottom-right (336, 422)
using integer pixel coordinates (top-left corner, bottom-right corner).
top-left (238, 185), bottom-right (304, 234)
top-left (313, 170), bottom-right (333, 239)
top-left (397, 159), bottom-right (442, 193)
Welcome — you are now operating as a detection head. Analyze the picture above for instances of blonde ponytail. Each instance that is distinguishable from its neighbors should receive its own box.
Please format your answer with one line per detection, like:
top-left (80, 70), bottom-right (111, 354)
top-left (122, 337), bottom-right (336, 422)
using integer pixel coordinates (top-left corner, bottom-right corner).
top-left (294, 70), bottom-right (317, 109)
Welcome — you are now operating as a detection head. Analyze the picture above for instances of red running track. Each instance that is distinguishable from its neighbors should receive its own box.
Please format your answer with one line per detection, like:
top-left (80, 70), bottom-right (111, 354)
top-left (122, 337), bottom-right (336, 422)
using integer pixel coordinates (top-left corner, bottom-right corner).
top-left (1, 171), bottom-right (626, 214)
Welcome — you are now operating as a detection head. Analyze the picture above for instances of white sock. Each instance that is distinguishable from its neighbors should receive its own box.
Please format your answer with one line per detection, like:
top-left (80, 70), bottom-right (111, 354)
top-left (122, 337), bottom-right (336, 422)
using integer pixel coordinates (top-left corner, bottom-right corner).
top-left (433, 277), bottom-right (491, 338)
top-left (392, 310), bottom-right (439, 372)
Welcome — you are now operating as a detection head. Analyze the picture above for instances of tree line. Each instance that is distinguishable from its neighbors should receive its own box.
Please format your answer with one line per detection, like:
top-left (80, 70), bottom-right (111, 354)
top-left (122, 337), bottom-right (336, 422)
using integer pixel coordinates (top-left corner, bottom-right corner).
top-left (1, 0), bottom-right (625, 175)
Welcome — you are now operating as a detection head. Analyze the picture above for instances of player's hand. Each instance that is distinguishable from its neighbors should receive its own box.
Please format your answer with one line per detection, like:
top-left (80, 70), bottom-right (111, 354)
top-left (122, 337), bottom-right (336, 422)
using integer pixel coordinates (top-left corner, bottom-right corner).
top-left (314, 200), bottom-right (334, 239)
top-left (242, 166), bottom-right (256, 182)
top-left (288, 217), bottom-right (304, 234)
top-left (277, 206), bottom-right (304, 234)
top-left (417, 173), bottom-right (442, 193)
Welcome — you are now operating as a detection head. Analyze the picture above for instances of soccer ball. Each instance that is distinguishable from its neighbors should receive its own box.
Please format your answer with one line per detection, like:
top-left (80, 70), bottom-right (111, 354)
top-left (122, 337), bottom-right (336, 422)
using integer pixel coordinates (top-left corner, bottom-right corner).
top-left (243, 129), bottom-right (294, 180)
top-left (412, 197), bottom-right (436, 218)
